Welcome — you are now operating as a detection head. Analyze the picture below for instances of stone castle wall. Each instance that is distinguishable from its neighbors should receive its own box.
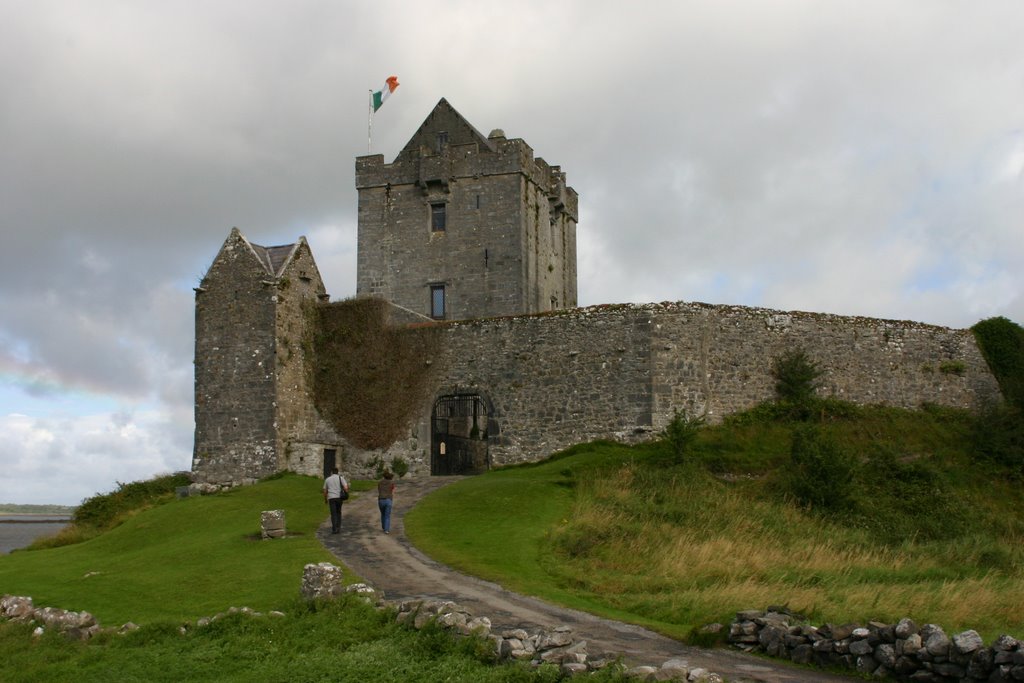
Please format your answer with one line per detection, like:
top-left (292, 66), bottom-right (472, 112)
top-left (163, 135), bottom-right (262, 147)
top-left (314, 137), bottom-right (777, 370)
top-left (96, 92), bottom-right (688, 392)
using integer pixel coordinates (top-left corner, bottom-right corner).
top-left (410, 302), bottom-right (1001, 469)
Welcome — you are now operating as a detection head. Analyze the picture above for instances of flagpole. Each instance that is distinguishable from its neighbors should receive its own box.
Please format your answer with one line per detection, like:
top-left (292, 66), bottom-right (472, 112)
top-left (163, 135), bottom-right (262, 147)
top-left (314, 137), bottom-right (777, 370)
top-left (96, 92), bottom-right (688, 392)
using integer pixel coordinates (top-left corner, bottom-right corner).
top-left (367, 89), bottom-right (373, 154)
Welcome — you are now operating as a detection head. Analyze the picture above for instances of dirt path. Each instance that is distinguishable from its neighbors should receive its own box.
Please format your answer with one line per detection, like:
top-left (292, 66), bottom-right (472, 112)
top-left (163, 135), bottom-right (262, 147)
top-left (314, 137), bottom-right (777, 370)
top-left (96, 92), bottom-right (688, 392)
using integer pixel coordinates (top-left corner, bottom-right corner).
top-left (318, 476), bottom-right (851, 683)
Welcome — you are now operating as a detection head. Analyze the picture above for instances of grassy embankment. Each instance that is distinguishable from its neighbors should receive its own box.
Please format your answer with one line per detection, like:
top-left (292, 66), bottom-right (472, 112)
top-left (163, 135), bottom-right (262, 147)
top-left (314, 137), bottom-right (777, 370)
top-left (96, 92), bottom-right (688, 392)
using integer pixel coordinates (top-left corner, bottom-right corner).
top-left (408, 404), bottom-right (1024, 644)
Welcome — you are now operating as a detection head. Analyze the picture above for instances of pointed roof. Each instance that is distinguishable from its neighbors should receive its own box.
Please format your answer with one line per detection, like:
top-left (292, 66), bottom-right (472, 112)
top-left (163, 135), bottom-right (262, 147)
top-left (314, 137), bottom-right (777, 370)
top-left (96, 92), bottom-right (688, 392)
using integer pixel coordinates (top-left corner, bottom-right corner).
top-left (250, 243), bottom-right (299, 277)
top-left (395, 98), bottom-right (495, 161)
top-left (227, 227), bottom-right (301, 278)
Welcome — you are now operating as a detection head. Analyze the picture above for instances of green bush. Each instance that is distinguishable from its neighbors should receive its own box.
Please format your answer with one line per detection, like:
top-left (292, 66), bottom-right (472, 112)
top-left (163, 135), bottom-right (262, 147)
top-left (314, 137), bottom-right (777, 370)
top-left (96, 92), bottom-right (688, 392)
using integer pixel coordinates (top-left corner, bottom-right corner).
top-left (856, 446), bottom-right (966, 542)
top-left (72, 473), bottom-right (191, 531)
top-left (973, 403), bottom-right (1024, 477)
top-left (772, 349), bottom-right (823, 419)
top-left (661, 408), bottom-right (705, 465)
top-left (786, 426), bottom-right (855, 511)
top-left (390, 456), bottom-right (410, 478)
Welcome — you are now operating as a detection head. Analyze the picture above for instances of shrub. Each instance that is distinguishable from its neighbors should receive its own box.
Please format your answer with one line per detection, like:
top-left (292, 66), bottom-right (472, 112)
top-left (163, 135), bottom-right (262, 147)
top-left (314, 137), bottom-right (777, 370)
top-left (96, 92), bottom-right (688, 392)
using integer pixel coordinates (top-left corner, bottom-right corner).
top-left (772, 349), bottom-right (822, 419)
top-left (390, 456), bottom-right (409, 478)
top-left (661, 409), bottom-right (705, 465)
top-left (973, 403), bottom-right (1024, 477)
top-left (73, 473), bottom-right (191, 531)
top-left (786, 426), bottom-right (855, 511)
top-left (857, 446), bottom-right (966, 542)
top-left (939, 360), bottom-right (966, 376)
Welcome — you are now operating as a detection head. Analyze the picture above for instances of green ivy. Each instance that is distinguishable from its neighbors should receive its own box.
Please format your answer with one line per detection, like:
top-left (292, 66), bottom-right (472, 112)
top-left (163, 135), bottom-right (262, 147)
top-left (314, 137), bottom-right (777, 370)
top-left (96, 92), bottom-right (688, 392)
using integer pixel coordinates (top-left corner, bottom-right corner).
top-left (971, 316), bottom-right (1024, 408)
top-left (310, 298), bottom-right (441, 450)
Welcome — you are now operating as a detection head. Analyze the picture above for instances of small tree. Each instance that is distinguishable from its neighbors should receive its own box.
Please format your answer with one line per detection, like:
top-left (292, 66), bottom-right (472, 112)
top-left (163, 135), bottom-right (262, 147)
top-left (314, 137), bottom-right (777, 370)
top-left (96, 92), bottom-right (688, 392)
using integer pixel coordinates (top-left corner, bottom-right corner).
top-left (772, 349), bottom-right (823, 419)
top-left (662, 408), bottom-right (705, 465)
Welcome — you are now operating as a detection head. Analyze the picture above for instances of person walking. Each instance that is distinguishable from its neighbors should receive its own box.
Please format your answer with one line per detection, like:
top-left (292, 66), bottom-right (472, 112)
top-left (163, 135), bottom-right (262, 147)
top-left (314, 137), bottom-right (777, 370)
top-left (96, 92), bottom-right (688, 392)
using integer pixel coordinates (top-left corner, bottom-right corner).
top-left (377, 470), bottom-right (396, 534)
top-left (323, 467), bottom-right (349, 534)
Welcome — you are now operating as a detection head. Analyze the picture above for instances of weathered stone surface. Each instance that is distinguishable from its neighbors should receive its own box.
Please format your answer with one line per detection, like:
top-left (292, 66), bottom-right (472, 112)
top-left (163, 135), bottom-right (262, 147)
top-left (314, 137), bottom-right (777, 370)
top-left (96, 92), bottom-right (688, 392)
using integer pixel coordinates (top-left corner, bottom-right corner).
top-left (300, 562), bottom-right (344, 600)
top-left (261, 509), bottom-right (286, 539)
top-left (828, 623), bottom-right (857, 640)
top-left (901, 633), bottom-right (924, 656)
top-left (874, 643), bottom-right (897, 668)
top-left (924, 628), bottom-right (951, 657)
top-left (624, 665), bottom-right (659, 680)
top-left (895, 617), bottom-right (919, 639)
top-left (953, 629), bottom-right (984, 655)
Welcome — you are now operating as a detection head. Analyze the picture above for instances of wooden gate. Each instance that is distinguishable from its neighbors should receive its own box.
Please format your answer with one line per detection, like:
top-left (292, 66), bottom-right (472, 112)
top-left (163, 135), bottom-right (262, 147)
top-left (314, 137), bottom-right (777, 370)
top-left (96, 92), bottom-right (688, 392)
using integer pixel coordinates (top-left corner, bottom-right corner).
top-left (431, 395), bottom-right (489, 475)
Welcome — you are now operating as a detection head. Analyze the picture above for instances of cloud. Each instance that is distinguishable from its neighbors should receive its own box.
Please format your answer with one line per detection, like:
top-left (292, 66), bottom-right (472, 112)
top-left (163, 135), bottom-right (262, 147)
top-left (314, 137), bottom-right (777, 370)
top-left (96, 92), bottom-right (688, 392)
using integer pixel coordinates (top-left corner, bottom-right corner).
top-left (0, 0), bottom-right (1021, 503)
top-left (0, 407), bottom-right (192, 506)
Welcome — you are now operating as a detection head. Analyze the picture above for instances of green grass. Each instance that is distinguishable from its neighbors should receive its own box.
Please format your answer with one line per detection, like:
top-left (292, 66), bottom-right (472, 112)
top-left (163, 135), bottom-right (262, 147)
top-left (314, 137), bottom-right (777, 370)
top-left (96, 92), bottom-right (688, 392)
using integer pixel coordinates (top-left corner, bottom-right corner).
top-left (2, 473), bottom-right (633, 682)
top-left (0, 594), bottom-right (628, 682)
top-left (0, 474), bottom-right (338, 624)
top-left (407, 405), bottom-right (1024, 644)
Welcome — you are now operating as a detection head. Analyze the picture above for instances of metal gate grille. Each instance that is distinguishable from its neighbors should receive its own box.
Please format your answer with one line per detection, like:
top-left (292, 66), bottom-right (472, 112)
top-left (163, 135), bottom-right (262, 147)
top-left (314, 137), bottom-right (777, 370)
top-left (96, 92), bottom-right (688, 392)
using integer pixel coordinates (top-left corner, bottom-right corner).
top-left (431, 395), bottom-right (489, 475)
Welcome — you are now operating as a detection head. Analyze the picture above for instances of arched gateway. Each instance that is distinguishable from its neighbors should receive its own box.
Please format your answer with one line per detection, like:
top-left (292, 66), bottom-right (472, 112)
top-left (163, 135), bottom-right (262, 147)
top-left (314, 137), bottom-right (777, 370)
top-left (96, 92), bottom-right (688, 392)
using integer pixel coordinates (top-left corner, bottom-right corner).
top-left (431, 394), bottom-right (490, 475)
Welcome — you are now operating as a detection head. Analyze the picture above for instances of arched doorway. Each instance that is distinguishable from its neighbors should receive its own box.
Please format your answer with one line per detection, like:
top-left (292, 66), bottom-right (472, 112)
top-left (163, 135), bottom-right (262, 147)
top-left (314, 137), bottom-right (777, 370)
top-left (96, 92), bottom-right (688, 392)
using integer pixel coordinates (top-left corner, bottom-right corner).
top-left (431, 394), bottom-right (489, 475)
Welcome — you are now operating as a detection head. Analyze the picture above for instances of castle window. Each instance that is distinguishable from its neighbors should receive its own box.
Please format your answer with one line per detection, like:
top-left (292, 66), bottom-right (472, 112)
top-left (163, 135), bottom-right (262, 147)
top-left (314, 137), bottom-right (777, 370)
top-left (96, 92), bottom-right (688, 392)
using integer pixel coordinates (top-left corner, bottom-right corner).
top-left (430, 284), bottom-right (446, 319)
top-left (436, 131), bottom-right (448, 152)
top-left (431, 203), bottom-right (447, 231)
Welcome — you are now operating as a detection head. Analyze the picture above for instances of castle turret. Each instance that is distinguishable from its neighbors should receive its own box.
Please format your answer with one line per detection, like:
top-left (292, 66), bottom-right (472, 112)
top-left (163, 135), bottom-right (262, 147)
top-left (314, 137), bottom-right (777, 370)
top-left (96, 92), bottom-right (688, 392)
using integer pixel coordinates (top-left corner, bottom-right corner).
top-left (355, 98), bottom-right (578, 321)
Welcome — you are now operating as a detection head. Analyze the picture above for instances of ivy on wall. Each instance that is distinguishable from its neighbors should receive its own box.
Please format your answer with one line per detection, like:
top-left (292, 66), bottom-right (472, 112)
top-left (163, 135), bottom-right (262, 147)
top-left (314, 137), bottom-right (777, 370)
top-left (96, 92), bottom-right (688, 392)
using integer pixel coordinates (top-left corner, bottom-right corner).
top-left (308, 298), bottom-right (441, 450)
top-left (972, 316), bottom-right (1024, 408)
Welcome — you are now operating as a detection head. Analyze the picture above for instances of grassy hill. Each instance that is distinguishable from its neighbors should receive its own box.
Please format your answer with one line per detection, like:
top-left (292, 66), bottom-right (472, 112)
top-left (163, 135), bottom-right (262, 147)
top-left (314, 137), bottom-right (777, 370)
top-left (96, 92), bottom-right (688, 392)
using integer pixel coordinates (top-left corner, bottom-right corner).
top-left (1, 475), bottom-right (625, 682)
top-left (407, 402), bottom-right (1024, 644)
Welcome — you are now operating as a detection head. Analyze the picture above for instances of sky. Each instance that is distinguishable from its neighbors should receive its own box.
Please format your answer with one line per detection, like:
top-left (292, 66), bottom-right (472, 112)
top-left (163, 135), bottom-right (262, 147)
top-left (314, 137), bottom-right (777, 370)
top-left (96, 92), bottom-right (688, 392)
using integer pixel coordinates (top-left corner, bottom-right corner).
top-left (1, 1), bottom-right (1021, 505)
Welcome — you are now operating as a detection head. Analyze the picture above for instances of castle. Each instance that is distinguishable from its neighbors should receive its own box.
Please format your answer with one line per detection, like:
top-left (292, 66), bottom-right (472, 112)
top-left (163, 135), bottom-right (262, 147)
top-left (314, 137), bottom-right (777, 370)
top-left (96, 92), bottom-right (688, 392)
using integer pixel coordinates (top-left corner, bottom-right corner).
top-left (191, 99), bottom-right (1002, 487)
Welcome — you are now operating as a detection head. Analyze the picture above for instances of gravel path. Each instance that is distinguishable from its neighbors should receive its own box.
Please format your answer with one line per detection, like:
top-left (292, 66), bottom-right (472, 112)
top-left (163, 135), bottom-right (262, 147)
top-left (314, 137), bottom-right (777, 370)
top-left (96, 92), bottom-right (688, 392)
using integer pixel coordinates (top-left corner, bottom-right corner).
top-left (318, 476), bottom-right (852, 682)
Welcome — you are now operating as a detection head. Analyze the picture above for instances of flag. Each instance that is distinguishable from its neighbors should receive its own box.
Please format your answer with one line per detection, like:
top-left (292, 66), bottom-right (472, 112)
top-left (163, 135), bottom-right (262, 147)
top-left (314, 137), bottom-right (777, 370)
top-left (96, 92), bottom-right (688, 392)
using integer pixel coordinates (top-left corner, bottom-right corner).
top-left (372, 76), bottom-right (399, 112)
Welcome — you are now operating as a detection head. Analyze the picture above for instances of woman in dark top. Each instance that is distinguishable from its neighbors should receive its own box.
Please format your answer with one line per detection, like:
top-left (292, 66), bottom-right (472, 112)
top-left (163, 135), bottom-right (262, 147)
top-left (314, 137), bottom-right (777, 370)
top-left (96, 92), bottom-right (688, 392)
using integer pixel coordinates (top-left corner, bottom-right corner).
top-left (377, 470), bottom-right (396, 534)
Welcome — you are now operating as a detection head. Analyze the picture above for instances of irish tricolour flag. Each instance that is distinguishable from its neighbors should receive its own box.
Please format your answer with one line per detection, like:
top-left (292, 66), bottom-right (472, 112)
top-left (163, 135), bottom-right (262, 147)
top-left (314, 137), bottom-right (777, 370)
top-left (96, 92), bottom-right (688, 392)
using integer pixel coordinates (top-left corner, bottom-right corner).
top-left (372, 76), bottom-right (400, 112)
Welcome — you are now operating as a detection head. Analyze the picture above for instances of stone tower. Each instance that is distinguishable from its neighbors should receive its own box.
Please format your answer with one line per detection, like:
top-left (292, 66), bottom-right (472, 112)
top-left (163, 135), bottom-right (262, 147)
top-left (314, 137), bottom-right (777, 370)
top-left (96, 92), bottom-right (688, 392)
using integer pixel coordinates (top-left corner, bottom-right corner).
top-left (355, 98), bottom-right (578, 321)
top-left (192, 228), bottom-right (329, 485)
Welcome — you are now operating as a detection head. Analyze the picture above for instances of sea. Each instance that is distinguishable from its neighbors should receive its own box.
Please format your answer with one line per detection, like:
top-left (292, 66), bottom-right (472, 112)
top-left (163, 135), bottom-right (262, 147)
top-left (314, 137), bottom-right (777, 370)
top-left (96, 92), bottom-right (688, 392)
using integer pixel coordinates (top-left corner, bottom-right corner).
top-left (0, 515), bottom-right (70, 554)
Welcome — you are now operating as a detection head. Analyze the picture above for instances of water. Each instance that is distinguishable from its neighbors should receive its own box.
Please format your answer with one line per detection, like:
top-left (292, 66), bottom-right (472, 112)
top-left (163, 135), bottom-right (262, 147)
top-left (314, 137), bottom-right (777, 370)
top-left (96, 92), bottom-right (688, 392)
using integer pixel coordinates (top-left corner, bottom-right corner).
top-left (0, 516), bottom-right (70, 554)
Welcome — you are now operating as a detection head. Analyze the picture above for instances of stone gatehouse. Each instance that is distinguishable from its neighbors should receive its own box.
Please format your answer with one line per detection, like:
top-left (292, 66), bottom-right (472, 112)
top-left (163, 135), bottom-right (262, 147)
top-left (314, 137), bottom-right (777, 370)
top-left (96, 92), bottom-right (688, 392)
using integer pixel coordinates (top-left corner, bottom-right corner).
top-left (191, 99), bottom-right (1002, 487)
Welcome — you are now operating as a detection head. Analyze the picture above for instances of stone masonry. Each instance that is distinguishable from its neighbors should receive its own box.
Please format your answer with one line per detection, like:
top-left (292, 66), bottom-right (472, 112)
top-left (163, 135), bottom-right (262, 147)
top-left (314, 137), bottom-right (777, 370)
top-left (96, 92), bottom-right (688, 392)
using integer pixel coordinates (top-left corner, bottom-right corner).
top-left (356, 98), bottom-right (578, 321)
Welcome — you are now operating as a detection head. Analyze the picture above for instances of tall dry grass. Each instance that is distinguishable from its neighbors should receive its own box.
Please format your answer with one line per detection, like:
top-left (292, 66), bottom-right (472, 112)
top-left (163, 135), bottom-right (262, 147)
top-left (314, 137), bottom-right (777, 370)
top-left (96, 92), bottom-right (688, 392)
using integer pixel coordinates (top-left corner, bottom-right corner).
top-left (549, 461), bottom-right (1024, 640)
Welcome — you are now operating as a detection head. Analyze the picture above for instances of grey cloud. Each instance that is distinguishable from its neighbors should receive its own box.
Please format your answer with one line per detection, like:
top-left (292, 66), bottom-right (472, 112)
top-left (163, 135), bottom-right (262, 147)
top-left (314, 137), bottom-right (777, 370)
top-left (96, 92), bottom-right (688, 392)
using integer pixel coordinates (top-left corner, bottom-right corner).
top-left (0, 1), bottom-right (1021, 503)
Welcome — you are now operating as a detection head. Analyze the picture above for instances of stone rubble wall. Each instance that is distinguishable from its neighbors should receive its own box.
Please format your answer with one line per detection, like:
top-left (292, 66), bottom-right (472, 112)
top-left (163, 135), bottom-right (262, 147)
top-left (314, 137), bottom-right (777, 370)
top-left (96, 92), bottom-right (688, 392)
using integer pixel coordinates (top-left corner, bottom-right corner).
top-left (0, 593), bottom-right (285, 641)
top-left (729, 608), bottom-right (1024, 682)
top-left (300, 562), bottom-right (723, 681)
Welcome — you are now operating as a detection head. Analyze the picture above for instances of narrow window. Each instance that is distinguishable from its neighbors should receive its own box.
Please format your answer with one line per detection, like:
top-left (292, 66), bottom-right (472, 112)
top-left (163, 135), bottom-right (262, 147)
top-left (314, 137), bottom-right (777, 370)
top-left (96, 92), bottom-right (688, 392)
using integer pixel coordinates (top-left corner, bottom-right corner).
top-left (436, 131), bottom-right (449, 153)
top-left (431, 203), bottom-right (447, 231)
top-left (430, 284), bottom-right (446, 319)
top-left (475, 194), bottom-right (481, 209)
